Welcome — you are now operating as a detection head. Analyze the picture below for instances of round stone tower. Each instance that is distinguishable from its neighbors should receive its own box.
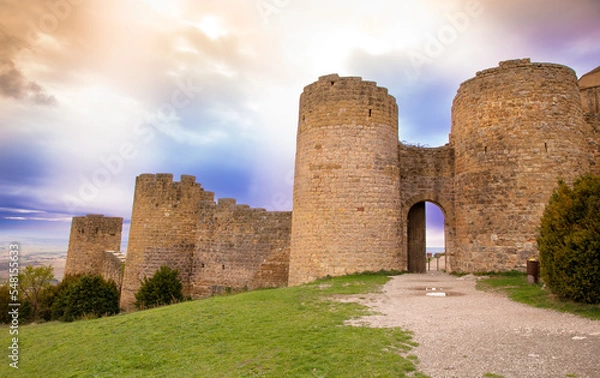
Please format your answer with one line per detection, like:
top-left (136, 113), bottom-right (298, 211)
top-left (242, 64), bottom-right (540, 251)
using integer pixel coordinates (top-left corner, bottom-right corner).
top-left (288, 74), bottom-right (401, 285)
top-left (450, 59), bottom-right (589, 271)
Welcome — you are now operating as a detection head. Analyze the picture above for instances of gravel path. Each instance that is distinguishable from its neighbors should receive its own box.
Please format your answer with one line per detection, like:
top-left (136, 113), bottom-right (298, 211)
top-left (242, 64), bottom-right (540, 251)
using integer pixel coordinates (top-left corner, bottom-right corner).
top-left (345, 272), bottom-right (600, 378)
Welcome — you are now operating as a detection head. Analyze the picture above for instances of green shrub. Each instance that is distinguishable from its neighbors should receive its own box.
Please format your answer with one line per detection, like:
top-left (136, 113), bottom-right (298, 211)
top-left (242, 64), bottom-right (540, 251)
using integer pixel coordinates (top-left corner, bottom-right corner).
top-left (51, 274), bottom-right (83, 320)
top-left (18, 265), bottom-right (54, 321)
top-left (134, 266), bottom-right (184, 310)
top-left (0, 282), bottom-right (47, 325)
top-left (537, 174), bottom-right (600, 304)
top-left (0, 283), bottom-right (13, 324)
top-left (52, 275), bottom-right (120, 322)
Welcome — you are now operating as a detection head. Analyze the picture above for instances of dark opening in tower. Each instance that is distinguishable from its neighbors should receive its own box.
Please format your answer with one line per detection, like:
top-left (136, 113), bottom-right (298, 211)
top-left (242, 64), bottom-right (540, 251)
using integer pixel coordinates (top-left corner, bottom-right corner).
top-left (407, 201), bottom-right (446, 273)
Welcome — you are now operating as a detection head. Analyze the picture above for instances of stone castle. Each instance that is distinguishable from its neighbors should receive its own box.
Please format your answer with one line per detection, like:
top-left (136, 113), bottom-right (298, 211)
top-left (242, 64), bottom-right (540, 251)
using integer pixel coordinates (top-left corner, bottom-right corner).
top-left (65, 58), bottom-right (600, 310)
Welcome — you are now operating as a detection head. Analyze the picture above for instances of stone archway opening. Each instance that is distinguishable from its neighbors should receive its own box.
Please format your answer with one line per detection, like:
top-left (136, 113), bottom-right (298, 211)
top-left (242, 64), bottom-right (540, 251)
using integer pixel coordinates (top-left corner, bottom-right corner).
top-left (407, 201), bottom-right (446, 273)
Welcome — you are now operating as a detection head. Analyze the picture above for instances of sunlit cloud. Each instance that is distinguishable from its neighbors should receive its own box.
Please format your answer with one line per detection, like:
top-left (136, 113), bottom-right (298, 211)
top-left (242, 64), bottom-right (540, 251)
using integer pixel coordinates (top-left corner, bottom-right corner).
top-left (0, 0), bottom-right (598, 251)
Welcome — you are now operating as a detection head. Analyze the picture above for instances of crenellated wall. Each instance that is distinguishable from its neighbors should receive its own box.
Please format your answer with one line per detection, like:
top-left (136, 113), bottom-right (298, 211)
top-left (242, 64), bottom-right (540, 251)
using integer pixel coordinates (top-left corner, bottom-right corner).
top-left (191, 198), bottom-right (291, 296)
top-left (117, 174), bottom-right (291, 310)
top-left (119, 174), bottom-right (214, 310)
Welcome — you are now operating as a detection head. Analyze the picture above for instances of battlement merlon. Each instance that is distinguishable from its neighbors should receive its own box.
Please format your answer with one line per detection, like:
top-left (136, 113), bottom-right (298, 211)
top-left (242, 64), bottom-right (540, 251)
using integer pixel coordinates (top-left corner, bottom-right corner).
top-left (71, 214), bottom-right (124, 231)
top-left (456, 59), bottom-right (576, 91)
top-left (301, 73), bottom-right (392, 99)
top-left (299, 74), bottom-right (398, 135)
top-left (133, 173), bottom-right (215, 202)
top-left (136, 173), bottom-right (201, 186)
top-left (456, 58), bottom-right (579, 97)
top-left (218, 198), bottom-right (237, 207)
top-left (81, 213), bottom-right (107, 218)
top-left (214, 198), bottom-right (270, 213)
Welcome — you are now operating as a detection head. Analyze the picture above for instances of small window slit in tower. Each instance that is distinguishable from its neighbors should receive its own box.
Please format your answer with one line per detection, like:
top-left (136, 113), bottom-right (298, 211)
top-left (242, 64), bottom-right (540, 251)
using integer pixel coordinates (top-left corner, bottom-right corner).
top-left (544, 142), bottom-right (548, 152)
top-left (484, 146), bottom-right (487, 154)
top-left (330, 81), bottom-right (335, 86)
top-left (222, 264), bottom-right (225, 270)
top-left (368, 109), bottom-right (372, 117)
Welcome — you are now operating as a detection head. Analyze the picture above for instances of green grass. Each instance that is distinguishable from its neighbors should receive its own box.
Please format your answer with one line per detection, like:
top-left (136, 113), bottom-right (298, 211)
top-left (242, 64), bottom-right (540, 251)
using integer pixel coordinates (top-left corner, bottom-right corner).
top-left (477, 273), bottom-right (600, 320)
top-left (0, 273), bottom-right (426, 377)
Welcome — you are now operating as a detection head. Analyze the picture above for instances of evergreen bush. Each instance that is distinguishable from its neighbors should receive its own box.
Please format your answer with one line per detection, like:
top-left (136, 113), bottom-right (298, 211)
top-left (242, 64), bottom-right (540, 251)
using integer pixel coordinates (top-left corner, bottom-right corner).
top-left (134, 266), bottom-right (184, 309)
top-left (52, 275), bottom-right (120, 322)
top-left (537, 174), bottom-right (600, 304)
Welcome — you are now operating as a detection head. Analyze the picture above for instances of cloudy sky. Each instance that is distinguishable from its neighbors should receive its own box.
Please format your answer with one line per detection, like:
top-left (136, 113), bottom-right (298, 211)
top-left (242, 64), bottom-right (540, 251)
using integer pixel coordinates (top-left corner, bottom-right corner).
top-left (1, 0), bottom-right (599, 253)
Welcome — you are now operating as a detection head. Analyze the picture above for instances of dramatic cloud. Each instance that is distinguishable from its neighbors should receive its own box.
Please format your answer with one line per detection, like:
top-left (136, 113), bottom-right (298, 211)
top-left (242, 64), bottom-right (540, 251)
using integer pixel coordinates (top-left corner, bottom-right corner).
top-left (0, 59), bottom-right (57, 105)
top-left (0, 1), bottom-right (59, 105)
top-left (0, 0), bottom-right (599, 250)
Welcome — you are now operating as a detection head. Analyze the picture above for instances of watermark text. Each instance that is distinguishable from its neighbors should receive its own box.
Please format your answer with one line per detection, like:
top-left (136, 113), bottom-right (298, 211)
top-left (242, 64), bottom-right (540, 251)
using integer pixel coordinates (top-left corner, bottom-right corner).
top-left (7, 243), bottom-right (20, 369)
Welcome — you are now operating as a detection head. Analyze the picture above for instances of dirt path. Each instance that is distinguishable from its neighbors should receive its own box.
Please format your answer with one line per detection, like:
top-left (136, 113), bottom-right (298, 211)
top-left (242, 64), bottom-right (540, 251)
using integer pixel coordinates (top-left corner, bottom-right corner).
top-left (346, 272), bottom-right (600, 378)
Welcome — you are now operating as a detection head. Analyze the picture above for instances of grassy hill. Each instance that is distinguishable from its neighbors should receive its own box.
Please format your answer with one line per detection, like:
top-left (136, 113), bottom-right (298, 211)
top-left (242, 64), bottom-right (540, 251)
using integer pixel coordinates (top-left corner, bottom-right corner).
top-left (0, 273), bottom-right (427, 377)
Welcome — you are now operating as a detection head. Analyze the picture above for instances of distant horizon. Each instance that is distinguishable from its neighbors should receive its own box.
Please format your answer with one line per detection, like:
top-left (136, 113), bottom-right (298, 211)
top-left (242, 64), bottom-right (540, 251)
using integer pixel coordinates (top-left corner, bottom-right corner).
top-left (0, 235), bottom-right (446, 256)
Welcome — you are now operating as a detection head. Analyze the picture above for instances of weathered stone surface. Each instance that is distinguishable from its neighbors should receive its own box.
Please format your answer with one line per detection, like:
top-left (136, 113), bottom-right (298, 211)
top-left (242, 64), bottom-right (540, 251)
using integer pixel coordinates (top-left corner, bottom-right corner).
top-left (117, 174), bottom-right (291, 310)
top-left (451, 59), bottom-right (589, 271)
top-left (64, 214), bottom-right (123, 281)
top-left (190, 198), bottom-right (291, 297)
top-left (119, 174), bottom-right (207, 310)
top-left (399, 144), bottom-right (456, 270)
top-left (580, 66), bottom-right (600, 175)
top-left (102, 250), bottom-right (125, 290)
top-left (289, 74), bottom-right (402, 285)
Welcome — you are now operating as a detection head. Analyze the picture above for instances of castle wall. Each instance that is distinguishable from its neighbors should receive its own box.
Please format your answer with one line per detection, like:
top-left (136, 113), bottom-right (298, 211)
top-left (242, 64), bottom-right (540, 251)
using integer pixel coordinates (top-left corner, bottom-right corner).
top-left (586, 114), bottom-right (600, 176)
top-left (579, 66), bottom-right (600, 114)
top-left (579, 67), bottom-right (600, 175)
top-left (67, 59), bottom-right (600, 308)
top-left (398, 144), bottom-right (456, 270)
top-left (65, 214), bottom-right (123, 277)
top-left (289, 74), bottom-right (402, 285)
top-left (102, 251), bottom-right (126, 290)
top-left (450, 59), bottom-right (589, 271)
top-left (120, 174), bottom-right (213, 311)
top-left (581, 86), bottom-right (600, 114)
top-left (191, 198), bottom-right (291, 296)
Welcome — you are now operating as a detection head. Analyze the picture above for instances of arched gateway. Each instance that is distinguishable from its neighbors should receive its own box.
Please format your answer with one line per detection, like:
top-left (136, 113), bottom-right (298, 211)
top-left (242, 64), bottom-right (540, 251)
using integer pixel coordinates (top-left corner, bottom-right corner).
top-left (289, 59), bottom-right (598, 283)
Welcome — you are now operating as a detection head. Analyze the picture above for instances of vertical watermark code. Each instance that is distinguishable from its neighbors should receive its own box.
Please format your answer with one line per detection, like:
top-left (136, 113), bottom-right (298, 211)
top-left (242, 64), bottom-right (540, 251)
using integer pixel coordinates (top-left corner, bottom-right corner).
top-left (7, 243), bottom-right (20, 369)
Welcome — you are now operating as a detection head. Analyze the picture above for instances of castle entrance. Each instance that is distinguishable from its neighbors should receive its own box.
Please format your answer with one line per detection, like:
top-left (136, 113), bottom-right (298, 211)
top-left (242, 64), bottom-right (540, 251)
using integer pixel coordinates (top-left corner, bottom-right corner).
top-left (407, 202), bottom-right (426, 273)
top-left (407, 201), bottom-right (446, 273)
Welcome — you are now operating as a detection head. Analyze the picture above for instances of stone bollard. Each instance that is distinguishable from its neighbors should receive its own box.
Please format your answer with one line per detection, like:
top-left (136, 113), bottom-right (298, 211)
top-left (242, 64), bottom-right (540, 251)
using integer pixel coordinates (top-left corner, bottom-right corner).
top-left (526, 258), bottom-right (540, 284)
